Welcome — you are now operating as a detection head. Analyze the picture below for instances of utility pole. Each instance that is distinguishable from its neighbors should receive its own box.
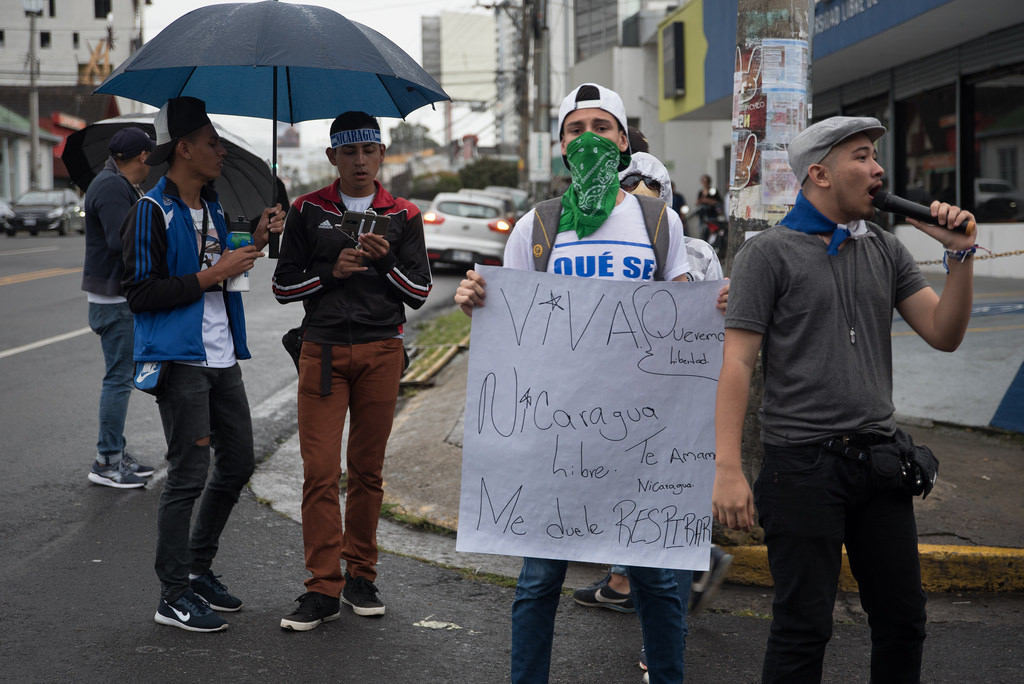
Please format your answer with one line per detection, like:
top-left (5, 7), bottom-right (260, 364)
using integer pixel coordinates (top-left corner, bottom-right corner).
top-left (24, 0), bottom-right (44, 190)
top-left (726, 0), bottom-right (814, 513)
top-left (529, 0), bottom-right (551, 199)
top-left (517, 0), bottom-right (532, 189)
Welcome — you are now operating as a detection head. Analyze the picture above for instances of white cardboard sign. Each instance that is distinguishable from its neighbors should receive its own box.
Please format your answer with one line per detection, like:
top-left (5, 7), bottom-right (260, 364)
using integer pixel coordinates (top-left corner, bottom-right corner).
top-left (455, 266), bottom-right (724, 570)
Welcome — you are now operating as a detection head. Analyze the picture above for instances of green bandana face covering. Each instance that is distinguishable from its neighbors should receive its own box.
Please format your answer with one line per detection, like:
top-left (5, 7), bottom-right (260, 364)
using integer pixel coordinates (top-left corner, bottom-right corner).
top-left (559, 131), bottom-right (630, 239)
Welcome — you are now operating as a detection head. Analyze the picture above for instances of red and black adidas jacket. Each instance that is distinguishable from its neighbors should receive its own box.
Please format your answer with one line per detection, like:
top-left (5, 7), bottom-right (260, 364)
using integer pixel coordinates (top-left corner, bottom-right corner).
top-left (271, 179), bottom-right (432, 345)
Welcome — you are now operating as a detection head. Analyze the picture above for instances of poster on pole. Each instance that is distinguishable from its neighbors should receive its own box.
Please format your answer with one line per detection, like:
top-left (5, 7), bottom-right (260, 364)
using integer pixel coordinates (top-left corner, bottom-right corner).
top-left (455, 266), bottom-right (723, 571)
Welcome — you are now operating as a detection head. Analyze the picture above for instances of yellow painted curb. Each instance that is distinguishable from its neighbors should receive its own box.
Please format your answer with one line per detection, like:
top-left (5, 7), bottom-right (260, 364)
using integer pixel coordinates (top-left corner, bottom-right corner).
top-left (725, 544), bottom-right (1024, 593)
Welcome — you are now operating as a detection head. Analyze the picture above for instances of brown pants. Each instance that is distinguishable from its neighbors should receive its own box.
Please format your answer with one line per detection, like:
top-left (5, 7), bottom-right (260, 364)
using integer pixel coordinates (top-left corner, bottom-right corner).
top-left (297, 338), bottom-right (404, 596)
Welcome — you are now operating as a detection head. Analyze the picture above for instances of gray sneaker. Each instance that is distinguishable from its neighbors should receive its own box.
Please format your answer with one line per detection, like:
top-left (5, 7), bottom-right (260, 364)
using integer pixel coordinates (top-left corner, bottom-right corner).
top-left (121, 452), bottom-right (154, 477)
top-left (88, 458), bottom-right (146, 489)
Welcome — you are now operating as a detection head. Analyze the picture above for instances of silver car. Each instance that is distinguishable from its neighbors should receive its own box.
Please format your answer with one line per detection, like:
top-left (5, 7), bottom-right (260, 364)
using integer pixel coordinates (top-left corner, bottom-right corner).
top-left (422, 192), bottom-right (513, 267)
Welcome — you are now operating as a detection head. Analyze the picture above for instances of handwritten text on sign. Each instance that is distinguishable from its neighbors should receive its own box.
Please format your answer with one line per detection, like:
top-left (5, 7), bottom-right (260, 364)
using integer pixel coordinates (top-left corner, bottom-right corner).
top-left (455, 266), bottom-right (724, 570)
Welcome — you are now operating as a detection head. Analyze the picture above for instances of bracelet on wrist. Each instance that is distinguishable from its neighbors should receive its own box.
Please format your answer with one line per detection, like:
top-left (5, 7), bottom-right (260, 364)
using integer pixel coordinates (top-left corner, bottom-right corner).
top-left (942, 244), bottom-right (978, 273)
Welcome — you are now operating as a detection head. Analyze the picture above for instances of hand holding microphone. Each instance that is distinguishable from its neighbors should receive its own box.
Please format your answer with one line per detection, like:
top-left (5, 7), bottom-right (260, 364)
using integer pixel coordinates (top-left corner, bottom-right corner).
top-left (872, 191), bottom-right (976, 237)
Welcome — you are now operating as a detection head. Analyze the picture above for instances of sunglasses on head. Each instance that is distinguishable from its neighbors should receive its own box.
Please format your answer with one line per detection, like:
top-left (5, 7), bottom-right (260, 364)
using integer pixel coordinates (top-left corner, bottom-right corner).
top-left (620, 174), bottom-right (662, 194)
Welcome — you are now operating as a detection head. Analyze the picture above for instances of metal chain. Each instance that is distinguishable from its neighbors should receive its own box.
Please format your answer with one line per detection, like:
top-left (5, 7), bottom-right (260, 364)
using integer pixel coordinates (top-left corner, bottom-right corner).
top-left (915, 248), bottom-right (1024, 266)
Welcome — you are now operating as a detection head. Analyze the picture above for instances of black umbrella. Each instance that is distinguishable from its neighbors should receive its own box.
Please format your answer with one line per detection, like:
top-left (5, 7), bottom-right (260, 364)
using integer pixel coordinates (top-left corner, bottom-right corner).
top-left (94, 0), bottom-right (449, 253)
top-left (61, 113), bottom-right (278, 223)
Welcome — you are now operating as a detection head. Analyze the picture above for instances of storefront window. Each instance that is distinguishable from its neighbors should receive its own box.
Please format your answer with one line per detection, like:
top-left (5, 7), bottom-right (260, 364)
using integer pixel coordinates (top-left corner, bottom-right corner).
top-left (897, 85), bottom-right (957, 206)
top-left (972, 67), bottom-right (1024, 221)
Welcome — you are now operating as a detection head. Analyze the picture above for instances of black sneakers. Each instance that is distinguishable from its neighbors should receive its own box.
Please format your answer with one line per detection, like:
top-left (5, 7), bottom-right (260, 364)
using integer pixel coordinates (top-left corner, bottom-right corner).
top-left (280, 591), bottom-right (341, 631)
top-left (689, 544), bottom-right (734, 615)
top-left (190, 569), bottom-right (243, 612)
top-left (154, 590), bottom-right (228, 632)
top-left (572, 573), bottom-right (635, 613)
top-left (341, 572), bottom-right (385, 616)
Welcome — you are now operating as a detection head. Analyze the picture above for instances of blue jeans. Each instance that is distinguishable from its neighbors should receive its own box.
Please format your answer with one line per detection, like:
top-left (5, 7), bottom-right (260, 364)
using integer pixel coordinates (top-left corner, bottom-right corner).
top-left (610, 563), bottom-right (692, 676)
top-left (755, 442), bottom-right (926, 683)
top-left (610, 563), bottom-right (693, 620)
top-left (511, 557), bottom-right (685, 683)
top-left (154, 363), bottom-right (255, 602)
top-left (88, 302), bottom-right (134, 461)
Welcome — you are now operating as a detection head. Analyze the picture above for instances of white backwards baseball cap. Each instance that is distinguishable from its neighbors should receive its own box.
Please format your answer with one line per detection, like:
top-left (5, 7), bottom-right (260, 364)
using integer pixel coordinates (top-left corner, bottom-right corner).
top-left (557, 83), bottom-right (630, 169)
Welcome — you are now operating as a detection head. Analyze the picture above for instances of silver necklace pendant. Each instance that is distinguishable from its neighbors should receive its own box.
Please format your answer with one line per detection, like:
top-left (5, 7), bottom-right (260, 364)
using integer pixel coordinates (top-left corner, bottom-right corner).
top-left (849, 327), bottom-right (856, 345)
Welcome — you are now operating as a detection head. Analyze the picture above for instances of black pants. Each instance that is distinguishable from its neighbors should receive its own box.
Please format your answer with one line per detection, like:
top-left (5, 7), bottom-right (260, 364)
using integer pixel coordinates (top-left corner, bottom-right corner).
top-left (154, 364), bottom-right (255, 602)
top-left (754, 442), bottom-right (927, 683)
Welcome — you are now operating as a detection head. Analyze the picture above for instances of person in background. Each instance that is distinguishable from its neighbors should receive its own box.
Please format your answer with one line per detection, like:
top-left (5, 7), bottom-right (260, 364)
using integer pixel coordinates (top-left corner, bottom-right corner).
top-left (121, 96), bottom-right (284, 632)
top-left (83, 127), bottom-right (156, 489)
top-left (695, 173), bottom-right (723, 239)
top-left (272, 111), bottom-right (432, 632)
top-left (671, 181), bottom-right (688, 222)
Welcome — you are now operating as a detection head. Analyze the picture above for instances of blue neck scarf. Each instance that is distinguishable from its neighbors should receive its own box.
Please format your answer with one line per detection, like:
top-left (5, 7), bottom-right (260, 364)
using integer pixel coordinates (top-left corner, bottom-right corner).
top-left (781, 191), bottom-right (849, 255)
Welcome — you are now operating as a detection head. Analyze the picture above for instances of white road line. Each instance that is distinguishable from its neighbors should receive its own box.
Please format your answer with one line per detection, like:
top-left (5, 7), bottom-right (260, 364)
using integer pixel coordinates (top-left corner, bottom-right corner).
top-left (0, 247), bottom-right (61, 256)
top-left (0, 326), bottom-right (92, 360)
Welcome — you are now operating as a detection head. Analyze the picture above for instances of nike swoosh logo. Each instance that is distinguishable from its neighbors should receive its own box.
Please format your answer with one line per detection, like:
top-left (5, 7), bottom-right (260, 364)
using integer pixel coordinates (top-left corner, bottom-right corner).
top-left (595, 591), bottom-right (628, 604)
top-left (135, 363), bottom-right (160, 384)
top-left (171, 606), bottom-right (191, 621)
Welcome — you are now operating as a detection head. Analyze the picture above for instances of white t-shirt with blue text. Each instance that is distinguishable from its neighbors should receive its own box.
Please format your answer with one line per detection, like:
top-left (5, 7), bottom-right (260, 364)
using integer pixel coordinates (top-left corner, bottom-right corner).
top-left (503, 192), bottom-right (691, 281)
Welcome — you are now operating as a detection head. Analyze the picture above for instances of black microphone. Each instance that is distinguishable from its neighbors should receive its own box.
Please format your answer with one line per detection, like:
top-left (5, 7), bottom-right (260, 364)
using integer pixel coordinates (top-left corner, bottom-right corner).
top-left (872, 191), bottom-right (976, 236)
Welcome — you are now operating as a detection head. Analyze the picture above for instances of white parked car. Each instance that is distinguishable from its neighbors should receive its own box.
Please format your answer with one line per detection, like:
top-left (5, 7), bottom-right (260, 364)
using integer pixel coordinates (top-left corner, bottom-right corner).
top-left (422, 192), bottom-right (513, 268)
top-left (456, 188), bottom-right (518, 221)
top-left (975, 178), bottom-right (1022, 204)
top-left (485, 185), bottom-right (530, 212)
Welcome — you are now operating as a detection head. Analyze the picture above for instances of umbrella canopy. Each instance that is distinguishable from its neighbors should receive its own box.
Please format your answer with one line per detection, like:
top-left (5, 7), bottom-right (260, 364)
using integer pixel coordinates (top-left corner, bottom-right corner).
top-left (61, 113), bottom-right (277, 222)
top-left (94, 1), bottom-right (449, 123)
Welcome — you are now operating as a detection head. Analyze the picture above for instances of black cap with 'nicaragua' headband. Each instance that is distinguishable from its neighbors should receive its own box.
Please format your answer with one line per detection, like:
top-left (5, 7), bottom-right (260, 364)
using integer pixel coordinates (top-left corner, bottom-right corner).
top-left (146, 96), bottom-right (213, 167)
top-left (329, 111), bottom-right (382, 148)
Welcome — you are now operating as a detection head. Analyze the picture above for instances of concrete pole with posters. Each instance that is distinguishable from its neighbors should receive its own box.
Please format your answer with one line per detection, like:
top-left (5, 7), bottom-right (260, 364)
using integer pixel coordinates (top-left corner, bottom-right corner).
top-left (724, 0), bottom-right (813, 525)
top-left (26, 2), bottom-right (43, 190)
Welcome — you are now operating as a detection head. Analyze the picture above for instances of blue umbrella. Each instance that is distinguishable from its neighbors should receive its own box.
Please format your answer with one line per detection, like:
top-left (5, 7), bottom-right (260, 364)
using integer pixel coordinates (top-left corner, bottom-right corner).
top-left (95, 0), bottom-right (450, 253)
top-left (95, 1), bottom-right (448, 122)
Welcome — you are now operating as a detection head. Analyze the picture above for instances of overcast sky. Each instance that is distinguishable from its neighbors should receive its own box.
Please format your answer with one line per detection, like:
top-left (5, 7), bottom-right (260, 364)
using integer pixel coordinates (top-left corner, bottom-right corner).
top-left (141, 0), bottom-right (488, 156)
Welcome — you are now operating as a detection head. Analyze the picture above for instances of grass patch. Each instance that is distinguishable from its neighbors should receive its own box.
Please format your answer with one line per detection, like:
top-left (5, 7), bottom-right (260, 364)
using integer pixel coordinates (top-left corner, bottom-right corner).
top-left (381, 502), bottom-right (456, 537)
top-left (407, 307), bottom-right (471, 347)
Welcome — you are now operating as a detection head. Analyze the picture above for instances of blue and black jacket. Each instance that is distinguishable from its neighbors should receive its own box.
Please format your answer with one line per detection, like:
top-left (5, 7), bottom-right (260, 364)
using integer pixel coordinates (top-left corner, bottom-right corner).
top-left (121, 176), bottom-right (250, 363)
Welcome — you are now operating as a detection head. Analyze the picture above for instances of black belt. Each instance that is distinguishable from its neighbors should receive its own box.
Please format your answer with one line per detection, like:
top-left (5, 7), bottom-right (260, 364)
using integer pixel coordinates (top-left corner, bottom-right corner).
top-left (820, 432), bottom-right (891, 462)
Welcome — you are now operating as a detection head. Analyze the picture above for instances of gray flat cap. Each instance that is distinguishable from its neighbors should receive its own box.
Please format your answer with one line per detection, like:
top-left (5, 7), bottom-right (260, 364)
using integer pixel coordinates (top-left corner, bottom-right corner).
top-left (789, 116), bottom-right (886, 184)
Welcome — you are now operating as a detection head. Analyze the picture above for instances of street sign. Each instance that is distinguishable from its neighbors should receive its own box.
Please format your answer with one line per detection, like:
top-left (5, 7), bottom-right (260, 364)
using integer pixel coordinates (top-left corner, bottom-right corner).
top-left (528, 131), bottom-right (552, 183)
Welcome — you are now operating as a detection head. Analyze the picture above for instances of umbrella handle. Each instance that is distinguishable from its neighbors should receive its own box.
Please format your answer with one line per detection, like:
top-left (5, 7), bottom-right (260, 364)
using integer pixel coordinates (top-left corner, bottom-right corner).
top-left (269, 67), bottom-right (280, 259)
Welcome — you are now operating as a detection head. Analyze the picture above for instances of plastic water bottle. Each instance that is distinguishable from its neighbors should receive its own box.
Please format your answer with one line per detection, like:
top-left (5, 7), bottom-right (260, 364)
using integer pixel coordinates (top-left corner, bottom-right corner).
top-left (225, 225), bottom-right (253, 292)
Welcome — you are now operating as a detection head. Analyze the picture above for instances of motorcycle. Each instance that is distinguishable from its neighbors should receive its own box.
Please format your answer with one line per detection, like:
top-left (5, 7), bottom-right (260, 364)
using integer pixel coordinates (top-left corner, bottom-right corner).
top-left (696, 203), bottom-right (728, 261)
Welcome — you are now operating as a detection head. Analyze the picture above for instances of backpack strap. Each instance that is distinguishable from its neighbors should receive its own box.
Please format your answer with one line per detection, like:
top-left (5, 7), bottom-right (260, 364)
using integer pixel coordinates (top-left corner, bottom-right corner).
top-left (635, 195), bottom-right (669, 282)
top-left (531, 197), bottom-right (564, 273)
top-left (530, 194), bottom-right (670, 280)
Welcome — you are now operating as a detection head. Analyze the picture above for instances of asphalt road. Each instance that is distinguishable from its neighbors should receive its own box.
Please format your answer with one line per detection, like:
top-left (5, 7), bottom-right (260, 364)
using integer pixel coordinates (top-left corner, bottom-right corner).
top-left (2, 233), bottom-right (1023, 683)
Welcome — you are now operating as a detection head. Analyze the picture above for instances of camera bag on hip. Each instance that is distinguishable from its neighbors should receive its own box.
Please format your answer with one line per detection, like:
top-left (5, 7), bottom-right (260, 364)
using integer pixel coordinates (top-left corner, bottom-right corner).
top-left (282, 327), bottom-right (303, 372)
top-left (869, 428), bottom-right (939, 498)
top-left (133, 360), bottom-right (171, 396)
